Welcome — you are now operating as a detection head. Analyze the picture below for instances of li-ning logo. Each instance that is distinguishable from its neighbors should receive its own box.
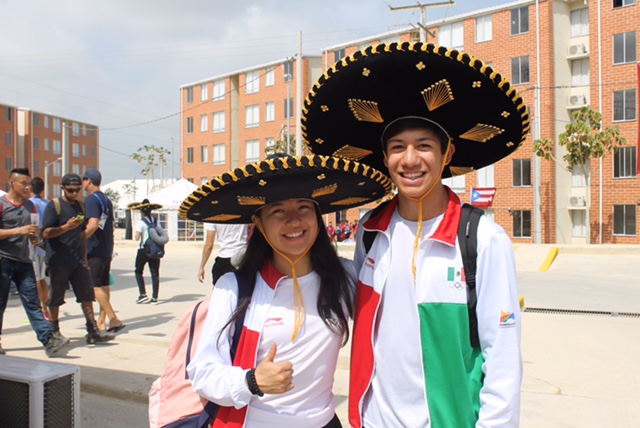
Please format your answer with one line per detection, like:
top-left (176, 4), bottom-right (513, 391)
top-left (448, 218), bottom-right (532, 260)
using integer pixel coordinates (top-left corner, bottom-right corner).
top-left (447, 266), bottom-right (466, 291)
top-left (265, 317), bottom-right (284, 328)
top-left (365, 257), bottom-right (375, 270)
top-left (499, 311), bottom-right (516, 328)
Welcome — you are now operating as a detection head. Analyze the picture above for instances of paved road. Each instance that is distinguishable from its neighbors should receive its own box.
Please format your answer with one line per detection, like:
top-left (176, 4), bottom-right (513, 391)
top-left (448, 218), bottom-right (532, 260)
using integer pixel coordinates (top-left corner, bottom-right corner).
top-left (1, 238), bottom-right (639, 427)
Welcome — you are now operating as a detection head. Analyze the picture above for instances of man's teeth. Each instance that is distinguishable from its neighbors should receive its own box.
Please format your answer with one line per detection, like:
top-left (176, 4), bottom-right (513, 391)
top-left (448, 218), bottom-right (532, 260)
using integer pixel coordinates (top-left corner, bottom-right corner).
top-left (285, 231), bottom-right (303, 238)
top-left (403, 172), bottom-right (423, 179)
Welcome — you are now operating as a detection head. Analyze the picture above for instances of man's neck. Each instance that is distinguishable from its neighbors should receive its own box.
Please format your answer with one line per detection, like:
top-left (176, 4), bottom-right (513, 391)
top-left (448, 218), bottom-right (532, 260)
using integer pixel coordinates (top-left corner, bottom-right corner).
top-left (86, 186), bottom-right (100, 196)
top-left (6, 190), bottom-right (25, 205)
top-left (396, 185), bottom-right (449, 222)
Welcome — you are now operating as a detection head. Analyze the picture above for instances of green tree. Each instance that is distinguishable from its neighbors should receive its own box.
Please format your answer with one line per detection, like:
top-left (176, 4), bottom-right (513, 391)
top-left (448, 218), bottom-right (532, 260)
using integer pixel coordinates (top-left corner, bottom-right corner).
top-left (104, 188), bottom-right (121, 205)
top-left (122, 181), bottom-right (138, 203)
top-left (130, 145), bottom-right (171, 191)
top-left (264, 135), bottom-right (309, 157)
top-left (533, 107), bottom-right (626, 241)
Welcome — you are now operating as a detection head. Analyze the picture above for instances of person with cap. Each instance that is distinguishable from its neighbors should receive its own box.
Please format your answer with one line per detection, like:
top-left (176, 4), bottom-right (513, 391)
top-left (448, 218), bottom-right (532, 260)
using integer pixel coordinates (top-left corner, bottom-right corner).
top-left (183, 154), bottom-right (392, 428)
top-left (0, 168), bottom-right (69, 356)
top-left (132, 199), bottom-right (167, 304)
top-left (41, 173), bottom-right (115, 344)
top-left (29, 176), bottom-right (50, 320)
top-left (82, 167), bottom-right (124, 332)
top-left (197, 222), bottom-right (249, 286)
top-left (303, 42), bottom-right (528, 427)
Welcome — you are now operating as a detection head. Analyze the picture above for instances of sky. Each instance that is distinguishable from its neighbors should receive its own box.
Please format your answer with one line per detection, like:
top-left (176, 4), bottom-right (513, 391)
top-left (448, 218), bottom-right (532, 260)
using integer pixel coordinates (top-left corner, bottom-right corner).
top-left (0, 0), bottom-right (510, 183)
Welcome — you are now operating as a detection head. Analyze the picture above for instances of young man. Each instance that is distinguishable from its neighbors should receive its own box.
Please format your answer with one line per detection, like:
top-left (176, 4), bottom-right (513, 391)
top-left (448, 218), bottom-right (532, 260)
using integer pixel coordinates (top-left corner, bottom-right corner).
top-left (0, 168), bottom-right (69, 356)
top-left (29, 176), bottom-right (50, 319)
top-left (302, 43), bottom-right (530, 427)
top-left (82, 168), bottom-right (124, 332)
top-left (42, 173), bottom-right (115, 344)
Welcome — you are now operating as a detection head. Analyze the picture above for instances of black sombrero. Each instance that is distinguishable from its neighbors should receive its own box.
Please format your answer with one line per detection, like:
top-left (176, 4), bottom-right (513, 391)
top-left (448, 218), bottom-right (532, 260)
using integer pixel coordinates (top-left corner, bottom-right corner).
top-left (129, 199), bottom-right (163, 211)
top-left (179, 154), bottom-right (392, 224)
top-left (302, 42), bottom-right (531, 178)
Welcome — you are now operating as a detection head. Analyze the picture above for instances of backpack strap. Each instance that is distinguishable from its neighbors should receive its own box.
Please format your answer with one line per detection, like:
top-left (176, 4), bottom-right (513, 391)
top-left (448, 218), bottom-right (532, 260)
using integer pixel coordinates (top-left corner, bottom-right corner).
top-left (196, 269), bottom-right (253, 428)
top-left (458, 203), bottom-right (484, 349)
top-left (363, 200), bottom-right (392, 254)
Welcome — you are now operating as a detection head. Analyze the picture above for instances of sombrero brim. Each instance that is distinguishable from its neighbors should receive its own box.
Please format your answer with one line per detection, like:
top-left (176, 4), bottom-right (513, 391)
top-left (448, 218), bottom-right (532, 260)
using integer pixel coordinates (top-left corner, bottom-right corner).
top-left (302, 42), bottom-right (530, 178)
top-left (129, 202), bottom-right (163, 211)
top-left (179, 154), bottom-right (392, 224)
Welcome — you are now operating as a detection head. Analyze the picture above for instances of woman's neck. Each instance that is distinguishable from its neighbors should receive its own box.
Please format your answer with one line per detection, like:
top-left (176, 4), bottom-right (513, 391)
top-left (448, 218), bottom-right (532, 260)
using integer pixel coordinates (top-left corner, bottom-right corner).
top-left (272, 253), bottom-right (313, 278)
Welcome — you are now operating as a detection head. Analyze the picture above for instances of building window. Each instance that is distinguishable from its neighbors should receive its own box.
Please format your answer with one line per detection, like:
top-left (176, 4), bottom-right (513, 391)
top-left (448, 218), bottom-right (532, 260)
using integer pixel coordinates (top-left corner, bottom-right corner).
top-left (265, 102), bottom-right (275, 122)
top-left (613, 89), bottom-right (636, 122)
top-left (72, 164), bottom-right (80, 174)
top-left (265, 67), bottom-right (275, 86)
top-left (511, 6), bottom-right (529, 35)
top-left (33, 160), bottom-right (40, 173)
top-left (570, 8), bottom-right (589, 37)
top-left (476, 14), bottom-right (492, 43)
top-left (53, 140), bottom-right (61, 155)
top-left (201, 83), bottom-right (208, 101)
top-left (53, 118), bottom-right (62, 133)
top-left (438, 21), bottom-right (464, 50)
top-left (186, 87), bottom-right (194, 103)
top-left (246, 140), bottom-right (260, 163)
top-left (82, 124), bottom-right (87, 136)
top-left (91, 146), bottom-right (95, 157)
top-left (246, 70), bottom-right (260, 94)
top-left (44, 115), bottom-right (50, 128)
top-left (187, 117), bottom-right (194, 133)
top-left (613, 204), bottom-right (636, 236)
top-left (5, 132), bottom-right (11, 146)
top-left (53, 162), bottom-right (61, 177)
top-left (571, 210), bottom-right (586, 237)
top-left (614, 146), bottom-right (637, 178)
top-left (72, 143), bottom-right (80, 157)
top-left (44, 138), bottom-right (50, 151)
top-left (513, 159), bottom-right (531, 187)
top-left (284, 61), bottom-right (294, 82)
top-left (200, 145), bottom-right (208, 163)
top-left (284, 97), bottom-right (294, 119)
top-left (5, 107), bottom-right (11, 121)
top-left (72, 122), bottom-right (80, 136)
top-left (213, 144), bottom-right (226, 165)
top-left (511, 56), bottom-right (530, 85)
top-left (5, 157), bottom-right (11, 171)
top-left (213, 111), bottom-right (225, 133)
top-left (334, 49), bottom-right (345, 63)
top-left (33, 113), bottom-right (40, 126)
top-left (614, 31), bottom-right (636, 64)
top-left (571, 59), bottom-right (590, 86)
top-left (83, 144), bottom-right (87, 156)
top-left (266, 137), bottom-right (275, 150)
top-left (33, 136), bottom-right (40, 150)
top-left (245, 105), bottom-right (260, 128)
top-left (213, 80), bottom-right (225, 101)
top-left (614, 0), bottom-right (636, 7)
top-left (186, 147), bottom-right (194, 164)
top-left (513, 210), bottom-right (532, 238)
top-left (200, 114), bottom-right (209, 132)
top-left (441, 175), bottom-right (465, 193)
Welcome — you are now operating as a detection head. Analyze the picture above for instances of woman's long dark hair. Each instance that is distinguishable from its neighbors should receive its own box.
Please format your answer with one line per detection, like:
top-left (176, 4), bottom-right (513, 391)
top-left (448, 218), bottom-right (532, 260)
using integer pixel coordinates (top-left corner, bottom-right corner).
top-left (217, 204), bottom-right (354, 347)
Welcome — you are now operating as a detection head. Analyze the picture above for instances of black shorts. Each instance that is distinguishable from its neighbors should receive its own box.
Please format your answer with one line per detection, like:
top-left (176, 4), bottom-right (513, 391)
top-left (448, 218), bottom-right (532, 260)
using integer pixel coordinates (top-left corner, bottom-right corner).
top-left (88, 257), bottom-right (112, 288)
top-left (48, 261), bottom-right (95, 306)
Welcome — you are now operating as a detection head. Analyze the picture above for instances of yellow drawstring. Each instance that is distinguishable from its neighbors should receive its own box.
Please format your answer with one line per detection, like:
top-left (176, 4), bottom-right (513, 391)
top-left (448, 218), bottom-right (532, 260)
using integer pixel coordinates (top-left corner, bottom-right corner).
top-left (254, 219), bottom-right (314, 342)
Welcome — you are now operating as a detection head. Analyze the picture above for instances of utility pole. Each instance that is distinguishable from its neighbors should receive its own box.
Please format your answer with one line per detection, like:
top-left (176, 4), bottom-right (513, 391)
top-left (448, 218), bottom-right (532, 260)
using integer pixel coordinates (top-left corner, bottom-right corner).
top-left (388, 1), bottom-right (455, 42)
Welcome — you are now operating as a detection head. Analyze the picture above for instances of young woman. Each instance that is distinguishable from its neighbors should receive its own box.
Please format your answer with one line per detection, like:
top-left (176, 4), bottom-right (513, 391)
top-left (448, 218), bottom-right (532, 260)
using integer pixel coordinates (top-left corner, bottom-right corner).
top-left (182, 154), bottom-right (391, 428)
top-left (132, 199), bottom-right (167, 304)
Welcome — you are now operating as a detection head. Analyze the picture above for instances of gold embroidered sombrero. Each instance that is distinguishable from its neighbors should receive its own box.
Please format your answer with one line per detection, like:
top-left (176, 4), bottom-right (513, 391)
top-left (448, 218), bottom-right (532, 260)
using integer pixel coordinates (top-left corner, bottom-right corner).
top-left (179, 154), bottom-right (393, 223)
top-left (129, 199), bottom-right (163, 211)
top-left (302, 42), bottom-right (531, 178)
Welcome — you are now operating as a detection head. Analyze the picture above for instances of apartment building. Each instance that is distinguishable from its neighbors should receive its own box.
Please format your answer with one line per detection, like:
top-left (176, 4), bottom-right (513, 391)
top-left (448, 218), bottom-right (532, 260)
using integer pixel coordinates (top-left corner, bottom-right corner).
top-left (320, 0), bottom-right (639, 245)
top-left (0, 102), bottom-right (100, 197)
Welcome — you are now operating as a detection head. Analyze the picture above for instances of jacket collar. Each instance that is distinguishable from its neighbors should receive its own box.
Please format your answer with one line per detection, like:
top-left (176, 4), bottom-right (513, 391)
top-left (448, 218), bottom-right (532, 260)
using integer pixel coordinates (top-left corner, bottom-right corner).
top-left (259, 258), bottom-right (288, 290)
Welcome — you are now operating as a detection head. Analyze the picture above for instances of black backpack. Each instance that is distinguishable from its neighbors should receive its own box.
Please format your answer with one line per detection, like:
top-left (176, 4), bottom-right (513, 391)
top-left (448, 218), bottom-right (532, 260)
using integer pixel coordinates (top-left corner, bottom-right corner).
top-left (142, 217), bottom-right (165, 259)
top-left (363, 201), bottom-right (484, 348)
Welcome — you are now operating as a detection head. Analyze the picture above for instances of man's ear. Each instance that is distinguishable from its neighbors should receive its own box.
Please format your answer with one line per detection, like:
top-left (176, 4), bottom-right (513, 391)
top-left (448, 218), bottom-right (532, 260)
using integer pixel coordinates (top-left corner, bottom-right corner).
top-left (383, 150), bottom-right (389, 169)
top-left (444, 142), bottom-right (456, 165)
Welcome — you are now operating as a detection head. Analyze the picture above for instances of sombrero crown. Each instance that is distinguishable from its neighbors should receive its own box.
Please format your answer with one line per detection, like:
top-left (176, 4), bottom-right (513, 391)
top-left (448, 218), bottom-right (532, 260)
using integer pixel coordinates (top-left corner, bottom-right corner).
top-left (302, 42), bottom-right (530, 178)
top-left (179, 154), bottom-right (392, 224)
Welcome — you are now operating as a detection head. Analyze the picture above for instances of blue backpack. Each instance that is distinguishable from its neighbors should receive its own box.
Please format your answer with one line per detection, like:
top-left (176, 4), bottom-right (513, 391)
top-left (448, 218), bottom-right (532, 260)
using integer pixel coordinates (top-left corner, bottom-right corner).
top-left (142, 217), bottom-right (165, 259)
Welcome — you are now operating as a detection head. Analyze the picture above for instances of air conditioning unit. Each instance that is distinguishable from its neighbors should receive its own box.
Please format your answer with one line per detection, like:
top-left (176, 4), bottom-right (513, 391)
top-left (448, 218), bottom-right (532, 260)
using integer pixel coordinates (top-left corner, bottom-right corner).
top-left (569, 43), bottom-right (587, 56)
top-left (569, 195), bottom-right (586, 208)
top-left (0, 356), bottom-right (80, 428)
top-left (568, 94), bottom-right (587, 106)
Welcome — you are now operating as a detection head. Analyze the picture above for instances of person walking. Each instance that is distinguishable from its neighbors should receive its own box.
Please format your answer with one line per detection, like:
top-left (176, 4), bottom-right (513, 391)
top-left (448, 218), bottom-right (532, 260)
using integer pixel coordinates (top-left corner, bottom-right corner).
top-left (303, 42), bottom-right (528, 427)
top-left (182, 154), bottom-right (391, 428)
top-left (29, 176), bottom-right (50, 319)
top-left (197, 222), bottom-right (248, 286)
top-left (132, 199), bottom-right (166, 304)
top-left (42, 173), bottom-right (116, 344)
top-left (0, 168), bottom-right (69, 356)
top-left (83, 168), bottom-right (124, 332)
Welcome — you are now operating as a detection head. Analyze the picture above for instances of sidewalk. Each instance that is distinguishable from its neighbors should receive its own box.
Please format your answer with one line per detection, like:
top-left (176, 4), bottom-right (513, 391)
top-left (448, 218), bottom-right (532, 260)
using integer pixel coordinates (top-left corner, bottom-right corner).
top-left (1, 238), bottom-right (639, 427)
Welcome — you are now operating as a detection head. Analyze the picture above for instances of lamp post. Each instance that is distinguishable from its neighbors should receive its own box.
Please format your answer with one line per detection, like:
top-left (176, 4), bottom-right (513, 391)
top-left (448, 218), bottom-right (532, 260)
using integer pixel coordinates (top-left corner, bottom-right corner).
top-left (44, 157), bottom-right (63, 199)
top-left (284, 73), bottom-right (292, 155)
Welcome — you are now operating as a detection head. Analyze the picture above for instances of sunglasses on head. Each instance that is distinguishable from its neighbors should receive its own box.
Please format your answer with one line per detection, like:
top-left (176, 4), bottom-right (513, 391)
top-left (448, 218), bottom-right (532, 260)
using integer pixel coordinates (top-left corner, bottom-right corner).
top-left (64, 187), bottom-right (82, 194)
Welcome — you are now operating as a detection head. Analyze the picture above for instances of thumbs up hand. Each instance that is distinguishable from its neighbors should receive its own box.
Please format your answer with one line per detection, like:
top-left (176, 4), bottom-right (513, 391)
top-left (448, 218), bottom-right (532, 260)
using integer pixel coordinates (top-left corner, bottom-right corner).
top-left (253, 343), bottom-right (294, 394)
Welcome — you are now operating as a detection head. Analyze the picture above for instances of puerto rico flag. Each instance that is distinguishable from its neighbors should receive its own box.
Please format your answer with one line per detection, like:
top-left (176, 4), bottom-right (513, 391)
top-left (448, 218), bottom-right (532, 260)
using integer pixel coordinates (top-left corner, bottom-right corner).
top-left (471, 187), bottom-right (496, 208)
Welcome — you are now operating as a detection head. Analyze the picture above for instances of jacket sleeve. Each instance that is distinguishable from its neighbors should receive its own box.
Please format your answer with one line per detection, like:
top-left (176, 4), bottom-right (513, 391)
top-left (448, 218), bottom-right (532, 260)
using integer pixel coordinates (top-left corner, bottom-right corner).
top-left (475, 220), bottom-right (523, 427)
top-left (353, 209), bottom-right (374, 274)
top-left (187, 272), bottom-right (253, 408)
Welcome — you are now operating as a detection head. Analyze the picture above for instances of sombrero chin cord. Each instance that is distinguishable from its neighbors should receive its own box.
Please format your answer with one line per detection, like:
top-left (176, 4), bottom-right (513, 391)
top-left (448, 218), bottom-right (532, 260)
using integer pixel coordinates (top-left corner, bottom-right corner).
top-left (254, 219), bottom-right (313, 342)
